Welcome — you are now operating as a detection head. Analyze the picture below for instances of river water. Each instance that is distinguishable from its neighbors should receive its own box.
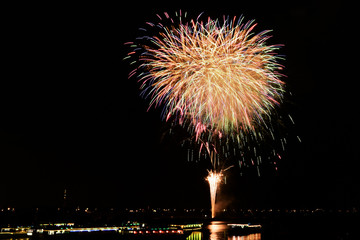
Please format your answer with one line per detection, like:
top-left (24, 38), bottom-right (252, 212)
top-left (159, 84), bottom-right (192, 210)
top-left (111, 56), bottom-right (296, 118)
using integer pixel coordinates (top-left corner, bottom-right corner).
top-left (0, 221), bottom-right (259, 240)
top-left (2, 219), bottom-right (359, 240)
top-left (204, 221), bottom-right (260, 240)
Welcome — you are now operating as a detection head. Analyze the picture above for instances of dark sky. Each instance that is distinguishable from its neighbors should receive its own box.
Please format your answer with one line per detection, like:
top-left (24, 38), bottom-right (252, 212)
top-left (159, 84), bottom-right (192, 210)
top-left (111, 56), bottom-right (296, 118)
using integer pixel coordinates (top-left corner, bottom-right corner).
top-left (1, 1), bottom-right (358, 210)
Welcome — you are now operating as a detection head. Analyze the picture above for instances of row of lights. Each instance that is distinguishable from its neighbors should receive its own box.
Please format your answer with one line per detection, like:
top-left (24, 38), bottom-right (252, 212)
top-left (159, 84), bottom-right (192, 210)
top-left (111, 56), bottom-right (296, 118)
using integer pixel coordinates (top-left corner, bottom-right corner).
top-left (132, 229), bottom-right (183, 234)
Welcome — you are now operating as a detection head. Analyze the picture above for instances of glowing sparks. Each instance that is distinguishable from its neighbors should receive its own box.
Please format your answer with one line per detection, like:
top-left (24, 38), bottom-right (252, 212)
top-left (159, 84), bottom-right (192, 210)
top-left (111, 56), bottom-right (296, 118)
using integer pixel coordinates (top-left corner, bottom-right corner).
top-left (127, 13), bottom-right (285, 146)
top-left (206, 170), bottom-right (222, 218)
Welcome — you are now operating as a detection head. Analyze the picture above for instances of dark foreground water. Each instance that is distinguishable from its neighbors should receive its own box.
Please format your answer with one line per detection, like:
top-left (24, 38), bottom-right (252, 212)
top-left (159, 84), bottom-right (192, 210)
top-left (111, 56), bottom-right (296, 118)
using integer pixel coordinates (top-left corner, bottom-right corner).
top-left (2, 218), bottom-right (359, 240)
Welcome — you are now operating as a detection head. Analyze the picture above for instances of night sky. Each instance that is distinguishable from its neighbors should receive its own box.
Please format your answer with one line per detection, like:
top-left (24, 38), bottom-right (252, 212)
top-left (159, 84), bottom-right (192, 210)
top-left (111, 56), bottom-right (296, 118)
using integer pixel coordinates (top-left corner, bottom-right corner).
top-left (1, 1), bottom-right (358, 210)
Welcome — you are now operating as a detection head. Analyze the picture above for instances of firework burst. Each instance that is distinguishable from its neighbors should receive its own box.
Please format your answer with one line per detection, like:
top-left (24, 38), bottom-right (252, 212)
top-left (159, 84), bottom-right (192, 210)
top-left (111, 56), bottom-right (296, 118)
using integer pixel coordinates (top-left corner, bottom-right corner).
top-left (125, 11), bottom-right (286, 218)
top-left (127, 13), bottom-right (284, 147)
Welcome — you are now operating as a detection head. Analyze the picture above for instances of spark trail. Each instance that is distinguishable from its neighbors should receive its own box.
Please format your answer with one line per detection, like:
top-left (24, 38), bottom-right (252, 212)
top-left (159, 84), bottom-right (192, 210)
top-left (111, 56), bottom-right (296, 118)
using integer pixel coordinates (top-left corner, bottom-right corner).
top-left (207, 170), bottom-right (222, 219)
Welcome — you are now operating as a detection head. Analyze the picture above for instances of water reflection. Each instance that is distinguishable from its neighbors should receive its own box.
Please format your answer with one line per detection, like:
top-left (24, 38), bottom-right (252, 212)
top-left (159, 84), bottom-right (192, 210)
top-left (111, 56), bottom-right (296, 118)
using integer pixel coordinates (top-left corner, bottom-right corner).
top-left (187, 221), bottom-right (261, 240)
top-left (1, 238), bottom-right (30, 240)
top-left (187, 231), bottom-right (203, 240)
top-left (228, 233), bottom-right (261, 240)
top-left (208, 221), bottom-right (228, 240)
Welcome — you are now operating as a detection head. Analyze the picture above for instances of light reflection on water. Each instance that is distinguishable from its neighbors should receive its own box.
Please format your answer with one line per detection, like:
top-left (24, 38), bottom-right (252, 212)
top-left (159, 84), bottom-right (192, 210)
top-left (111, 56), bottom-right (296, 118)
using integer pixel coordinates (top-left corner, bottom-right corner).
top-left (227, 234), bottom-right (261, 240)
top-left (187, 221), bottom-right (261, 240)
top-left (187, 232), bottom-right (203, 240)
top-left (208, 221), bottom-right (228, 240)
top-left (1, 238), bottom-right (30, 240)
